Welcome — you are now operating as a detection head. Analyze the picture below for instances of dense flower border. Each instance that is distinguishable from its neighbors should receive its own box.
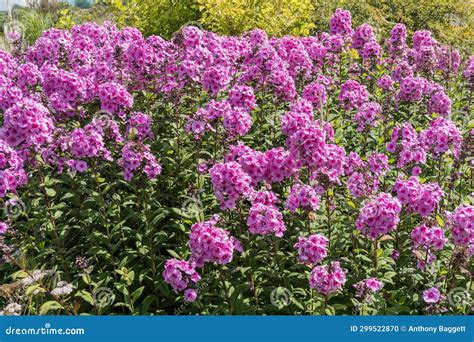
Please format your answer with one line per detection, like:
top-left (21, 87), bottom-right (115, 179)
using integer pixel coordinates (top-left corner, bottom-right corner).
top-left (0, 8), bottom-right (472, 315)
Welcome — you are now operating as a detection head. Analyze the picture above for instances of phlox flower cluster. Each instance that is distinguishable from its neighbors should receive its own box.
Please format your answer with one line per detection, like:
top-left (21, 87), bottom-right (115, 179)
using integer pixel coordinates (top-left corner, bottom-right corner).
top-left (353, 102), bottom-right (383, 132)
top-left (355, 193), bottom-right (402, 239)
top-left (189, 215), bottom-right (242, 267)
top-left (162, 259), bottom-right (201, 297)
top-left (0, 139), bottom-right (27, 197)
top-left (294, 234), bottom-right (328, 265)
top-left (126, 112), bottom-right (153, 140)
top-left (223, 107), bottom-right (252, 137)
top-left (367, 153), bottom-right (389, 176)
top-left (1, 99), bottom-right (53, 148)
top-left (352, 24), bottom-right (381, 62)
top-left (338, 80), bottom-right (369, 111)
top-left (302, 82), bottom-right (327, 109)
top-left (353, 278), bottom-right (383, 299)
top-left (398, 77), bottom-right (425, 102)
top-left (225, 143), bottom-right (298, 186)
top-left (411, 225), bottom-right (447, 251)
top-left (447, 205), bottom-right (474, 250)
top-left (419, 118), bottom-right (462, 158)
top-left (118, 142), bottom-right (162, 181)
top-left (309, 261), bottom-right (347, 295)
top-left (345, 152), bottom-right (380, 198)
top-left (285, 183), bottom-right (320, 213)
top-left (428, 90), bottom-right (451, 117)
top-left (464, 56), bottom-right (474, 84)
top-left (411, 224), bottom-right (447, 269)
top-left (394, 177), bottom-right (443, 217)
top-left (69, 126), bottom-right (109, 160)
top-left (287, 122), bottom-right (341, 178)
top-left (386, 123), bottom-right (427, 169)
top-left (247, 201), bottom-right (286, 238)
top-left (185, 100), bottom-right (230, 139)
top-left (377, 75), bottom-right (394, 91)
top-left (186, 87), bottom-right (254, 140)
top-left (329, 8), bottom-right (352, 36)
top-left (280, 99), bottom-right (313, 137)
top-left (98, 82), bottom-right (134, 116)
top-left (228, 85), bottom-right (256, 112)
top-left (387, 23), bottom-right (407, 57)
top-left (209, 162), bottom-right (253, 210)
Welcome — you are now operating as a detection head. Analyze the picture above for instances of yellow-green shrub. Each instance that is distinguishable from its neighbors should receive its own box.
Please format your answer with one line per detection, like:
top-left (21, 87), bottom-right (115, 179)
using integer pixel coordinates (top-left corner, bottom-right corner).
top-left (104, 0), bottom-right (200, 38)
top-left (197, 0), bottom-right (315, 36)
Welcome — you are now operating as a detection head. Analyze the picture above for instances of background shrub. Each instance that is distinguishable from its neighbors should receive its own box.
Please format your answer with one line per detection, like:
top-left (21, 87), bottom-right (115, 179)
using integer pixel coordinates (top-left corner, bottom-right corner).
top-left (197, 0), bottom-right (315, 36)
top-left (312, 0), bottom-right (474, 53)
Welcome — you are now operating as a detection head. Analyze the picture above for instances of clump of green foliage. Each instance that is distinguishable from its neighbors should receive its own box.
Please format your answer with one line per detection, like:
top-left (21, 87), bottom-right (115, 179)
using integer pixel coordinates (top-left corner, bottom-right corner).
top-left (196, 0), bottom-right (316, 36)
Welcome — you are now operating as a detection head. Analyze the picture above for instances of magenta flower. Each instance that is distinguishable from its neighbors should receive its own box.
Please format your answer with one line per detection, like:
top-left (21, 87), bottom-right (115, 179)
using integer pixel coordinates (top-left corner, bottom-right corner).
top-left (247, 202), bottom-right (286, 238)
top-left (0, 221), bottom-right (10, 235)
top-left (422, 287), bottom-right (441, 304)
top-left (188, 215), bottom-right (242, 267)
top-left (294, 234), bottom-right (328, 265)
top-left (184, 289), bottom-right (197, 302)
top-left (354, 278), bottom-right (383, 298)
top-left (162, 259), bottom-right (201, 293)
top-left (447, 205), bottom-right (474, 248)
top-left (309, 261), bottom-right (346, 295)
top-left (355, 193), bottom-right (402, 239)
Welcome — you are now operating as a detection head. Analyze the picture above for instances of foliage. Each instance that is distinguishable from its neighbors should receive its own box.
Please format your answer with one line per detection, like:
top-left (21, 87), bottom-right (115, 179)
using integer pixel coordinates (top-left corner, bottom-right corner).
top-left (197, 0), bottom-right (316, 36)
top-left (56, 4), bottom-right (113, 30)
top-left (312, 0), bottom-right (474, 53)
top-left (103, 0), bottom-right (200, 39)
top-left (16, 9), bottom-right (54, 45)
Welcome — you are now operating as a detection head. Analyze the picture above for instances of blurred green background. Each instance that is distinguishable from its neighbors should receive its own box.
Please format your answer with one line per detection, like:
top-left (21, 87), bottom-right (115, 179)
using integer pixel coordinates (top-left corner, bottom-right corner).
top-left (1, 0), bottom-right (472, 52)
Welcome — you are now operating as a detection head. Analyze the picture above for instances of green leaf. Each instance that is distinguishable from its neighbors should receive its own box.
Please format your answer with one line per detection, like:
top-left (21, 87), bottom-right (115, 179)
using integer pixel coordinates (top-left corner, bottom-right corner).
top-left (40, 301), bottom-right (63, 314)
top-left (436, 214), bottom-right (444, 227)
top-left (25, 284), bottom-right (45, 296)
top-left (75, 290), bottom-right (94, 305)
top-left (167, 249), bottom-right (181, 259)
top-left (45, 188), bottom-right (56, 197)
top-left (131, 286), bottom-right (145, 304)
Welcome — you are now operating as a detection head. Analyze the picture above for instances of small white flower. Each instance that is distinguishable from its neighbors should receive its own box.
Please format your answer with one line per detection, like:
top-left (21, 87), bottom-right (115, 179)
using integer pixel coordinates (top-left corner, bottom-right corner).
top-left (51, 281), bottom-right (74, 296)
top-left (0, 303), bottom-right (22, 316)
